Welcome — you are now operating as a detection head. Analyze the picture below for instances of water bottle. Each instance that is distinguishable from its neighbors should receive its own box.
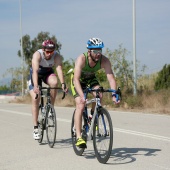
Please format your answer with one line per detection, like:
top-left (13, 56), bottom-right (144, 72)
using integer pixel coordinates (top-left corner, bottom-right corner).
top-left (41, 107), bottom-right (45, 117)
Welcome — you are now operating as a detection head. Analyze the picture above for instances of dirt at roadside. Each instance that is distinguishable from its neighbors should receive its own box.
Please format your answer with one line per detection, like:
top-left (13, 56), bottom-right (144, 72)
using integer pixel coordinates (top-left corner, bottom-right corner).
top-left (9, 95), bottom-right (170, 115)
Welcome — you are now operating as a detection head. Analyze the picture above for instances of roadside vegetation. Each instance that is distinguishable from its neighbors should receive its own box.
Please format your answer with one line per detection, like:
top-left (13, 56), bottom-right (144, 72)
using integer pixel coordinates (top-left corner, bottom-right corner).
top-left (1, 32), bottom-right (170, 114)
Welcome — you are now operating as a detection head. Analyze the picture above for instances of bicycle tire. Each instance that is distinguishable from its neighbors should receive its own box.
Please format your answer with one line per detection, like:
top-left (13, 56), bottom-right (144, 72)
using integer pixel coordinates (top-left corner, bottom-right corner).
top-left (37, 106), bottom-right (44, 143)
top-left (71, 110), bottom-right (85, 156)
top-left (93, 107), bottom-right (113, 164)
top-left (46, 105), bottom-right (57, 148)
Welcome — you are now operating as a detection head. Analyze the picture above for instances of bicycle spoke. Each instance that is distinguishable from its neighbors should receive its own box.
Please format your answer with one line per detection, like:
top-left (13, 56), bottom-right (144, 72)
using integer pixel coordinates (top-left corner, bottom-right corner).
top-left (93, 108), bottom-right (113, 164)
top-left (96, 116), bottom-right (110, 152)
top-left (37, 108), bottom-right (44, 143)
top-left (46, 107), bottom-right (57, 148)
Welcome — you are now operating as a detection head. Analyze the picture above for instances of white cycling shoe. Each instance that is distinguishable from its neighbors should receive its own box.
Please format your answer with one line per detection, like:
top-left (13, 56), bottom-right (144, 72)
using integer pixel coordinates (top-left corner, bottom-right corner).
top-left (33, 128), bottom-right (40, 140)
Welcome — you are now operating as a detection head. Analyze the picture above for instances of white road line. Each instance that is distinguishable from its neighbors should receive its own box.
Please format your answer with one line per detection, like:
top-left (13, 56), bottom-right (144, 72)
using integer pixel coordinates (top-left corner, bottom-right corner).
top-left (114, 128), bottom-right (170, 142)
top-left (1, 109), bottom-right (170, 142)
top-left (0, 109), bottom-right (31, 116)
top-left (57, 118), bottom-right (71, 123)
top-left (153, 164), bottom-right (170, 170)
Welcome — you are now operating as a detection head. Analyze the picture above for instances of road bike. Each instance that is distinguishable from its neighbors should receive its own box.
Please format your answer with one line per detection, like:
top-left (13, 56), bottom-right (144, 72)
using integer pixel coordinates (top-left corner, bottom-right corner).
top-left (71, 86), bottom-right (121, 163)
top-left (35, 86), bottom-right (65, 148)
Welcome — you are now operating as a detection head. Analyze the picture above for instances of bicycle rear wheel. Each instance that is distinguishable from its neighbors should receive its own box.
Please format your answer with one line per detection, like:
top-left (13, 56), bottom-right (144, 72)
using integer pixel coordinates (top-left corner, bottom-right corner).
top-left (46, 105), bottom-right (57, 148)
top-left (93, 107), bottom-right (113, 164)
top-left (71, 110), bottom-right (85, 156)
top-left (37, 106), bottom-right (44, 143)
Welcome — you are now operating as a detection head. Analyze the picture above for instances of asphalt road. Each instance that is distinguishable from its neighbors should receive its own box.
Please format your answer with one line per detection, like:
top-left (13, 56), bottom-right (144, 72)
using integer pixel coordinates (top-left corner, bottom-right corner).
top-left (0, 103), bottom-right (170, 170)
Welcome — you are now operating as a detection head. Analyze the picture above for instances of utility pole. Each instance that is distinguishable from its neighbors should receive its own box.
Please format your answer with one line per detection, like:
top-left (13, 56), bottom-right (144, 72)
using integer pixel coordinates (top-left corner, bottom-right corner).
top-left (133, 0), bottom-right (137, 95)
top-left (19, 0), bottom-right (24, 96)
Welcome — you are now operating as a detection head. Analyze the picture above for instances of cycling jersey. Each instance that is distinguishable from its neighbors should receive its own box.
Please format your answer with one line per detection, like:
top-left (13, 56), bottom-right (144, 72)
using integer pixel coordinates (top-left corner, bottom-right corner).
top-left (28, 49), bottom-right (58, 90)
top-left (29, 49), bottom-right (58, 75)
top-left (80, 52), bottom-right (102, 80)
top-left (71, 52), bottom-right (102, 98)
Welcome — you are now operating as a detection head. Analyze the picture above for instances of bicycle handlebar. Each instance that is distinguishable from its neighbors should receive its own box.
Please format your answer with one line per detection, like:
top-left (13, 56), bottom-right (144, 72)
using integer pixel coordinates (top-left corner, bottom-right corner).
top-left (83, 86), bottom-right (121, 102)
top-left (35, 86), bottom-right (66, 100)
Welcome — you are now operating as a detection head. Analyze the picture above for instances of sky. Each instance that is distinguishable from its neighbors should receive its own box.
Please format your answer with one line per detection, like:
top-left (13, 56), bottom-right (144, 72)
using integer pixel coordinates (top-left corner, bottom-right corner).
top-left (0, 0), bottom-right (170, 84)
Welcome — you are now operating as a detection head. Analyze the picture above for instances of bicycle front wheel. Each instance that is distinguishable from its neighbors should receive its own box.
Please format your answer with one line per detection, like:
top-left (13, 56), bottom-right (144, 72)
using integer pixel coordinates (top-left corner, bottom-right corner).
top-left (37, 106), bottom-right (44, 144)
top-left (46, 105), bottom-right (57, 148)
top-left (93, 107), bottom-right (113, 164)
top-left (71, 110), bottom-right (85, 156)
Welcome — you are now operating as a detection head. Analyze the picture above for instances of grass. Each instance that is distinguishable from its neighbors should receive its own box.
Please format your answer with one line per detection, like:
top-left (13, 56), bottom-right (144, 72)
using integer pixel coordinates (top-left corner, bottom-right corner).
top-left (11, 88), bottom-right (170, 115)
top-left (10, 72), bottom-right (170, 115)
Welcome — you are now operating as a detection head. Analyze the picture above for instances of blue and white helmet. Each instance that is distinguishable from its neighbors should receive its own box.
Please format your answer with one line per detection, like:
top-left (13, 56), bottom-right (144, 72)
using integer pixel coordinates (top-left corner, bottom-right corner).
top-left (87, 38), bottom-right (104, 49)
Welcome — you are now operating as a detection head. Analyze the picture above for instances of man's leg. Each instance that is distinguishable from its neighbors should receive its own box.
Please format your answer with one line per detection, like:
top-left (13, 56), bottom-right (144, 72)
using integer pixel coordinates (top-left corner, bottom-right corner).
top-left (30, 90), bottom-right (40, 126)
top-left (30, 89), bottom-right (40, 139)
top-left (74, 97), bottom-right (84, 138)
top-left (46, 74), bottom-right (58, 105)
top-left (74, 97), bottom-right (86, 147)
top-left (70, 75), bottom-right (86, 147)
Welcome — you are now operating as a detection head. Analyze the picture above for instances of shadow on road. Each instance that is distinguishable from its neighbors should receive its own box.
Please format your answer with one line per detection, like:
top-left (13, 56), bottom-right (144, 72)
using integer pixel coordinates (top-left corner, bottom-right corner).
top-left (38, 138), bottom-right (72, 148)
top-left (38, 138), bottom-right (161, 165)
top-left (110, 147), bottom-right (161, 164)
top-left (55, 138), bottom-right (72, 149)
top-left (69, 147), bottom-right (162, 164)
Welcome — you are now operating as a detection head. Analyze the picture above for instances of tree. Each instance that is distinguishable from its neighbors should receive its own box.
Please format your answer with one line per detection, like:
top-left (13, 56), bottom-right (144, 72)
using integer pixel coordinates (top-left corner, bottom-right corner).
top-left (10, 78), bottom-right (21, 92)
top-left (55, 59), bottom-right (74, 89)
top-left (155, 64), bottom-right (170, 90)
top-left (105, 45), bottom-right (133, 90)
top-left (14, 32), bottom-right (63, 93)
top-left (105, 44), bottom-right (147, 93)
top-left (95, 69), bottom-right (107, 83)
top-left (0, 85), bottom-right (10, 95)
top-left (18, 31), bottom-right (62, 68)
top-left (3, 67), bottom-right (25, 92)
top-left (3, 32), bottom-right (63, 93)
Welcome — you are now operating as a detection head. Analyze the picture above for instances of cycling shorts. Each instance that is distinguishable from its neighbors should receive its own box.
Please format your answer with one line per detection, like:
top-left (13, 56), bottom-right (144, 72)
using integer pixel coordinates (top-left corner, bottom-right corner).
top-left (70, 73), bottom-right (100, 98)
top-left (28, 68), bottom-right (56, 91)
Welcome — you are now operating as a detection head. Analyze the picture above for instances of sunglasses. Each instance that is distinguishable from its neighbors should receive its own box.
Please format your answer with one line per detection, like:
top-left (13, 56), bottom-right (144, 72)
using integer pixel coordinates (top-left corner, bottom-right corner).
top-left (91, 49), bottom-right (102, 54)
top-left (45, 50), bottom-right (54, 54)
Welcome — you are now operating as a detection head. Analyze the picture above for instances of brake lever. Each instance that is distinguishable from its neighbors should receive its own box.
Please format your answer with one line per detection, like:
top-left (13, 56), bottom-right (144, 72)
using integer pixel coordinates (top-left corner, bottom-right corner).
top-left (35, 94), bottom-right (39, 99)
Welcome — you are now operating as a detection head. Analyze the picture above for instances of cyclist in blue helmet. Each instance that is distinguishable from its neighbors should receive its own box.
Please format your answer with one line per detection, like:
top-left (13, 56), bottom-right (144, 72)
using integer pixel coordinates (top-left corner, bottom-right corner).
top-left (86, 38), bottom-right (104, 63)
top-left (87, 38), bottom-right (104, 48)
top-left (70, 38), bottom-right (120, 148)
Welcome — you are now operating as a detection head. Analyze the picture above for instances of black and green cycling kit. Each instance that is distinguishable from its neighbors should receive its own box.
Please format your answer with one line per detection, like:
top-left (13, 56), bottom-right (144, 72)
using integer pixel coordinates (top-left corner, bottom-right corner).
top-left (71, 52), bottom-right (102, 98)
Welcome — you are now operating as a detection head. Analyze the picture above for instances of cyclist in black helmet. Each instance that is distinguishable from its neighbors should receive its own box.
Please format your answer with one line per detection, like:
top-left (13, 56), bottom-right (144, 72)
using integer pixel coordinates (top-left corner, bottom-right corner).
top-left (71, 38), bottom-right (120, 148)
top-left (28, 39), bottom-right (68, 140)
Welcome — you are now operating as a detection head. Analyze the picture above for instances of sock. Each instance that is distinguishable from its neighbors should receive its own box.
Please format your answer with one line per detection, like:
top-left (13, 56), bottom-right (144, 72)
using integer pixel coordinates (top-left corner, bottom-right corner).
top-left (34, 126), bottom-right (38, 129)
